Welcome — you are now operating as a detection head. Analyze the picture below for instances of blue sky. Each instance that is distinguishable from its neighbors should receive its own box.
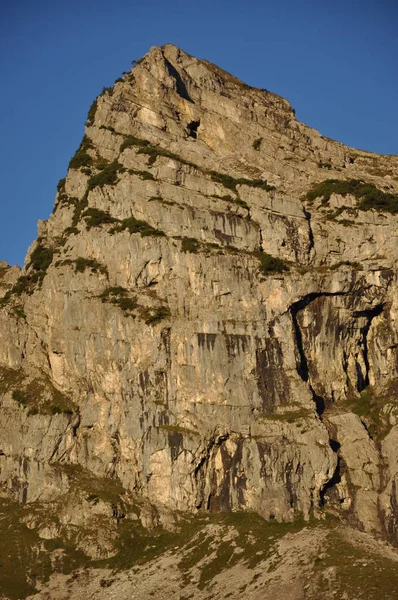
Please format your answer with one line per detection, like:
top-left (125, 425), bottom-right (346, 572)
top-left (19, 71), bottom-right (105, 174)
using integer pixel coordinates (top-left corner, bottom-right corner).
top-left (1, 0), bottom-right (397, 266)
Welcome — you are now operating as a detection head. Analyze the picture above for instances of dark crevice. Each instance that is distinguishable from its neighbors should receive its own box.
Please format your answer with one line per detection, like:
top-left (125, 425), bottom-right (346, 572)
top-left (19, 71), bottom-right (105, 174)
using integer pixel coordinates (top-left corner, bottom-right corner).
top-left (310, 385), bottom-right (325, 416)
top-left (360, 418), bottom-right (374, 440)
top-left (303, 209), bottom-right (314, 261)
top-left (290, 292), bottom-right (351, 416)
top-left (353, 304), bottom-right (384, 391)
top-left (329, 438), bottom-right (341, 452)
top-left (290, 292), bottom-right (383, 510)
top-left (290, 291), bottom-right (347, 383)
top-left (187, 120), bottom-right (200, 139)
top-left (319, 456), bottom-right (342, 507)
top-left (164, 57), bottom-right (194, 104)
top-left (194, 433), bottom-right (229, 510)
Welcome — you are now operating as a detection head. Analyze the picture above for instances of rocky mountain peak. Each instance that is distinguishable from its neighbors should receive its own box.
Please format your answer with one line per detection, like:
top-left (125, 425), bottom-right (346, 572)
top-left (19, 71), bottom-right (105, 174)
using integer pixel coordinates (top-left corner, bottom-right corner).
top-left (0, 45), bottom-right (398, 599)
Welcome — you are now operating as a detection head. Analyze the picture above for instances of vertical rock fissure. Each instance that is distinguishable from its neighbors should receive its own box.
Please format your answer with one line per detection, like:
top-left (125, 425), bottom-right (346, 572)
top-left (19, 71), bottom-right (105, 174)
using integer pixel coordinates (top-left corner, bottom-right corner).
top-left (303, 209), bottom-right (314, 262)
top-left (353, 304), bottom-right (384, 391)
top-left (163, 57), bottom-right (194, 104)
top-left (194, 432), bottom-right (229, 510)
top-left (290, 290), bottom-right (353, 385)
top-left (290, 291), bottom-right (348, 414)
top-left (290, 291), bottom-right (352, 504)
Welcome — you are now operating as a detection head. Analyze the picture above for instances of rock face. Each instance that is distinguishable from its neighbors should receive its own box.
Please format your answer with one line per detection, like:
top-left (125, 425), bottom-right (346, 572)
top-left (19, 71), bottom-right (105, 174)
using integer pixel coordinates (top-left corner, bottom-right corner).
top-left (0, 43), bottom-right (398, 565)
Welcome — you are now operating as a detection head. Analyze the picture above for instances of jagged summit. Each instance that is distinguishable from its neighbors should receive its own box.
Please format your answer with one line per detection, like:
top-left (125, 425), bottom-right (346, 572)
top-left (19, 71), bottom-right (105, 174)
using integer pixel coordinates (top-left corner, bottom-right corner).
top-left (0, 45), bottom-right (398, 599)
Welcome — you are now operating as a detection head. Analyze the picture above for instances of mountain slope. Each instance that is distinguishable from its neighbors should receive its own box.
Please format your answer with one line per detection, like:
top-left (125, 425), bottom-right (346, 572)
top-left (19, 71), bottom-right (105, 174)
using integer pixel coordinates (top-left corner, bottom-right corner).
top-left (0, 44), bottom-right (398, 598)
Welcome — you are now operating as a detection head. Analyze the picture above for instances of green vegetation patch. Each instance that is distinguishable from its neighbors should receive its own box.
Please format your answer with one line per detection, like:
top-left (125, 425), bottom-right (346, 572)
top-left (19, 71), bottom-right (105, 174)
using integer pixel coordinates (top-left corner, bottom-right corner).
top-left (82, 208), bottom-right (118, 229)
top-left (137, 144), bottom-right (196, 168)
top-left (255, 251), bottom-right (289, 276)
top-left (10, 376), bottom-right (77, 416)
top-left (68, 135), bottom-right (95, 170)
top-left (85, 86), bottom-right (113, 127)
top-left (112, 216), bottom-right (165, 237)
top-left (178, 512), bottom-right (307, 589)
top-left (0, 366), bottom-right (25, 396)
top-left (56, 257), bottom-right (108, 276)
top-left (57, 194), bottom-right (79, 209)
top-left (28, 243), bottom-right (54, 274)
top-left (99, 287), bottom-right (138, 315)
top-left (57, 178), bottom-right (66, 193)
top-left (139, 305), bottom-right (170, 325)
top-left (305, 179), bottom-right (398, 214)
top-left (119, 135), bottom-right (152, 153)
top-left (209, 170), bottom-right (275, 192)
top-left (181, 237), bottom-right (201, 253)
top-left (128, 168), bottom-right (155, 180)
top-left (71, 194), bottom-right (89, 228)
top-left (0, 242), bottom-right (54, 304)
top-left (120, 135), bottom-right (196, 168)
top-left (312, 525), bottom-right (398, 599)
top-left (0, 500), bottom-right (76, 600)
top-left (119, 135), bottom-right (275, 195)
top-left (339, 385), bottom-right (398, 440)
top-left (86, 98), bottom-right (98, 127)
top-left (87, 160), bottom-right (125, 191)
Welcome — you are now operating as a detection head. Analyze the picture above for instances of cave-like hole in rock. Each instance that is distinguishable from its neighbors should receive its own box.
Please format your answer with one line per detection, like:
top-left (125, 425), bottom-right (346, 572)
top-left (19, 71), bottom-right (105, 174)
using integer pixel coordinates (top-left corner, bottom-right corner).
top-left (188, 120), bottom-right (200, 139)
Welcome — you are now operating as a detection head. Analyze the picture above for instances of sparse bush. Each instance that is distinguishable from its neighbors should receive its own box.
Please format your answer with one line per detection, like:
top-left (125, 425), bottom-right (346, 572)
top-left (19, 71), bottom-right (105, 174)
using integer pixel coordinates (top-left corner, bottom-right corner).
top-left (0, 243), bottom-right (54, 302)
top-left (71, 194), bottom-right (89, 227)
top-left (11, 378), bottom-right (76, 415)
top-left (142, 306), bottom-right (170, 325)
top-left (74, 257), bottom-right (107, 274)
top-left (86, 99), bottom-right (98, 127)
top-left (137, 145), bottom-right (196, 168)
top-left (28, 244), bottom-right (54, 273)
top-left (255, 251), bottom-right (289, 275)
top-left (181, 237), bottom-right (201, 253)
top-left (99, 287), bottom-right (137, 315)
top-left (305, 178), bottom-right (398, 214)
top-left (209, 171), bottom-right (275, 192)
top-left (83, 208), bottom-right (118, 229)
top-left (120, 135), bottom-right (151, 153)
top-left (57, 178), bottom-right (66, 193)
top-left (128, 168), bottom-right (155, 180)
top-left (112, 216), bottom-right (165, 237)
top-left (63, 226), bottom-right (79, 237)
top-left (59, 257), bottom-right (108, 275)
top-left (87, 160), bottom-right (124, 191)
top-left (68, 136), bottom-right (94, 170)
top-left (120, 136), bottom-right (196, 168)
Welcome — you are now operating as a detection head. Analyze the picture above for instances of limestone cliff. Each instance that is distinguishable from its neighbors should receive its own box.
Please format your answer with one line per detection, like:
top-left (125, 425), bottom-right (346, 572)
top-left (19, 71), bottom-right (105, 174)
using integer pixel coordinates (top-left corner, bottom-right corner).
top-left (0, 44), bottom-right (398, 596)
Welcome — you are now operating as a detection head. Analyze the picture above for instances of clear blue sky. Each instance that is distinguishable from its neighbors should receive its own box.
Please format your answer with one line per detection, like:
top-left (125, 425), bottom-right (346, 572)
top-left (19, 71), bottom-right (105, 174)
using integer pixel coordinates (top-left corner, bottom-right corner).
top-left (1, 0), bottom-right (397, 266)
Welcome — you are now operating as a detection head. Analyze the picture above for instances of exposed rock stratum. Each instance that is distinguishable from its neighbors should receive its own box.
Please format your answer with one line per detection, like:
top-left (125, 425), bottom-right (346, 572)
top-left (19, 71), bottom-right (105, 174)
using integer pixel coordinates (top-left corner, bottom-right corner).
top-left (1, 44), bottom-right (398, 599)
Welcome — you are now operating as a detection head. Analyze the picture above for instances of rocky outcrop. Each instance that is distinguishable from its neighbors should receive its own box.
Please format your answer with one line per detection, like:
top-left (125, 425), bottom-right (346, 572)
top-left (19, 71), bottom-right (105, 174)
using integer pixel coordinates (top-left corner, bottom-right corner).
top-left (0, 43), bottom-right (398, 575)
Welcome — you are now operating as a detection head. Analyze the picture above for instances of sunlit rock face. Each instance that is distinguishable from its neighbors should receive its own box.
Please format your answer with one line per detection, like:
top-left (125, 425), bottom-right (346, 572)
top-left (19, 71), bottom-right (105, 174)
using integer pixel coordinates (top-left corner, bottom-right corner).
top-left (0, 43), bottom-right (397, 548)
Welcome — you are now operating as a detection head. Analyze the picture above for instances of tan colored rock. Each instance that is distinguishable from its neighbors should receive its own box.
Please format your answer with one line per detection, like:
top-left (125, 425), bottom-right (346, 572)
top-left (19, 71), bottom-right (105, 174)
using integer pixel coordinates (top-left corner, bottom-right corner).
top-left (0, 44), bottom-right (397, 563)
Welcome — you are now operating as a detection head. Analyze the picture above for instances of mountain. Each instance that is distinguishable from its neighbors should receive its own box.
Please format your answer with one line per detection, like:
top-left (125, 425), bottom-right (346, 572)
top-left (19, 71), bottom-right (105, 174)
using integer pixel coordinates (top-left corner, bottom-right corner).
top-left (1, 44), bottom-right (398, 599)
